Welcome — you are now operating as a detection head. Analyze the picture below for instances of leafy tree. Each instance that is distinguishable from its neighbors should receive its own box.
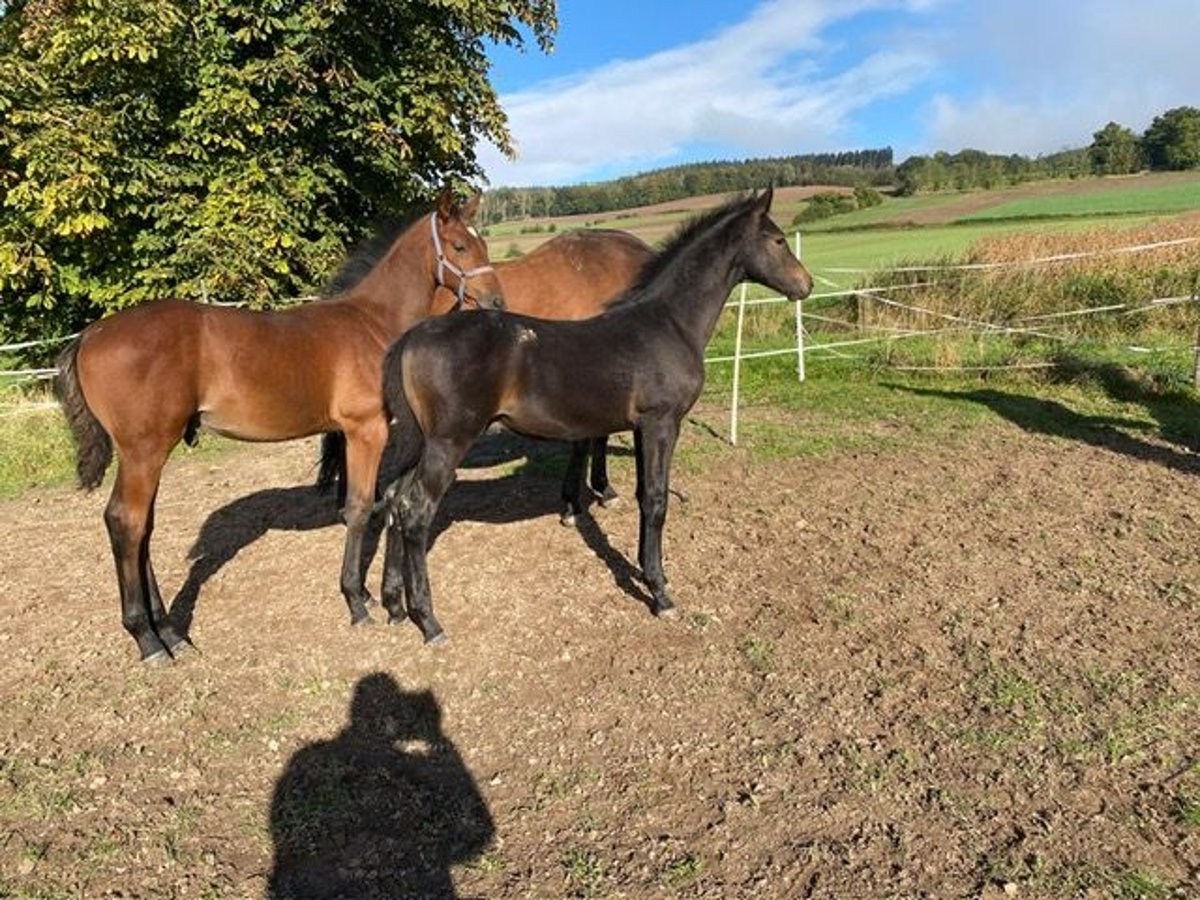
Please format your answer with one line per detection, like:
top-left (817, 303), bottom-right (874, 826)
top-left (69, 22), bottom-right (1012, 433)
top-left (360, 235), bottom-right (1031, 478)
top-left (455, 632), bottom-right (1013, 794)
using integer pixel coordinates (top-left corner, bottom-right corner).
top-left (792, 191), bottom-right (855, 224)
top-left (853, 185), bottom-right (883, 208)
top-left (1140, 106), bottom-right (1200, 171)
top-left (1088, 122), bottom-right (1141, 175)
top-left (0, 0), bottom-right (556, 347)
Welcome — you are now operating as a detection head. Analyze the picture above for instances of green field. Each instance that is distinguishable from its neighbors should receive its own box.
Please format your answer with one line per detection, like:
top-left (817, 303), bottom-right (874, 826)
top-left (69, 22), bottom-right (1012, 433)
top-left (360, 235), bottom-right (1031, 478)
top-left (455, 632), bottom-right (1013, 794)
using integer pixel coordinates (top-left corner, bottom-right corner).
top-left (797, 216), bottom-right (1160, 278)
top-left (487, 172), bottom-right (1200, 277)
top-left (962, 178), bottom-right (1200, 220)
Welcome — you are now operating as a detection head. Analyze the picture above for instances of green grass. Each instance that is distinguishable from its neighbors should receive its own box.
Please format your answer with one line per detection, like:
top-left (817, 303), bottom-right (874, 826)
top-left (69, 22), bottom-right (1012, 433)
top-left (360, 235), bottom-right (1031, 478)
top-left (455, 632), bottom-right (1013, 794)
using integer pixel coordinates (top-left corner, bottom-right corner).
top-left (0, 383), bottom-right (75, 499)
top-left (0, 381), bottom-right (239, 498)
top-left (963, 177), bottom-right (1200, 220)
top-left (795, 216), bottom-right (1162, 276)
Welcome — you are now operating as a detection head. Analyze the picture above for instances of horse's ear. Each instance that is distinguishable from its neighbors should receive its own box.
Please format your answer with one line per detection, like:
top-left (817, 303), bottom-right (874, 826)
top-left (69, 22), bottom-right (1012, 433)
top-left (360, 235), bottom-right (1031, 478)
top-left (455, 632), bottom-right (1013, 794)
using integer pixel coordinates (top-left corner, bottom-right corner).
top-left (460, 192), bottom-right (482, 224)
top-left (754, 185), bottom-right (774, 215)
top-left (436, 185), bottom-right (457, 222)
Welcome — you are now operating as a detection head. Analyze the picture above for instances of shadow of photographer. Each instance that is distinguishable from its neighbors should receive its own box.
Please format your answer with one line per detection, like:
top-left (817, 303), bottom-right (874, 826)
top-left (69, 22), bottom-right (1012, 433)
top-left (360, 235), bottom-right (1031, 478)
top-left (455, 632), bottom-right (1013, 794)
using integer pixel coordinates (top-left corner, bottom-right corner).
top-left (268, 673), bottom-right (494, 899)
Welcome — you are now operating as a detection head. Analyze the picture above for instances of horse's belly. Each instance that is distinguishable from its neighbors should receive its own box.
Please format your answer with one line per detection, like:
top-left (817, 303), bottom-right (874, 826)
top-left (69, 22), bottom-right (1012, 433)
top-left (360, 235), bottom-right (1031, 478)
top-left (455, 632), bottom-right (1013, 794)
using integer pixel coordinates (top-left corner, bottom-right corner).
top-left (198, 397), bottom-right (331, 443)
top-left (498, 400), bottom-right (627, 443)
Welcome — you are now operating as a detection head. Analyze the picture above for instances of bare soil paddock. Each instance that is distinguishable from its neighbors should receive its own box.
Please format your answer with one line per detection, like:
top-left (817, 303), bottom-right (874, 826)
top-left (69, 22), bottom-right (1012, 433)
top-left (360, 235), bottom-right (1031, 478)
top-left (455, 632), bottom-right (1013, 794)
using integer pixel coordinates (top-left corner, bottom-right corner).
top-left (1, 402), bottom-right (1198, 898)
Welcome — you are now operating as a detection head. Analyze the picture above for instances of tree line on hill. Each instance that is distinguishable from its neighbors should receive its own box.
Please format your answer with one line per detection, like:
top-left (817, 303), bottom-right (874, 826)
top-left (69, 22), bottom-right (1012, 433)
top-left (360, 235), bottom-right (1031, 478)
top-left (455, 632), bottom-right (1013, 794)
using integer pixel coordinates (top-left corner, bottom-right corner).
top-left (896, 107), bottom-right (1200, 195)
top-left (481, 149), bottom-right (895, 224)
top-left (486, 106), bottom-right (1200, 220)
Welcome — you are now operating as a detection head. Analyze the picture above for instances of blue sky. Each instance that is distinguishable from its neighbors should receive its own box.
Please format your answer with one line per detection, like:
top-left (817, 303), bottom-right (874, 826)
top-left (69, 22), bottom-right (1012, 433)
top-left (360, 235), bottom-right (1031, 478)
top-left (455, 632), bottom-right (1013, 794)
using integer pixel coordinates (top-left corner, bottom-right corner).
top-left (479, 0), bottom-right (1200, 187)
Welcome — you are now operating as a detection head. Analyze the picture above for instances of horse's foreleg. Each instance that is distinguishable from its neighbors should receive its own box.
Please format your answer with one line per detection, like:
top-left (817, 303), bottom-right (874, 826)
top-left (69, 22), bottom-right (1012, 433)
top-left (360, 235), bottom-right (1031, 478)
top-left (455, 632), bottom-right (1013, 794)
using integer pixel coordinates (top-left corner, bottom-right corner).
top-left (560, 440), bottom-right (590, 526)
top-left (339, 423), bottom-right (386, 626)
top-left (588, 436), bottom-right (619, 506)
top-left (104, 460), bottom-right (171, 663)
top-left (634, 418), bottom-right (680, 617)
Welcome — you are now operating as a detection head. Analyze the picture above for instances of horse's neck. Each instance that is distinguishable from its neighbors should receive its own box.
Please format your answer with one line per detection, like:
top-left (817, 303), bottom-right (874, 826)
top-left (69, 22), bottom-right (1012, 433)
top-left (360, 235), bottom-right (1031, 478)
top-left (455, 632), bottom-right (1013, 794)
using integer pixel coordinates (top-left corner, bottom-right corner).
top-left (654, 231), bottom-right (743, 351)
top-left (343, 231), bottom-right (437, 337)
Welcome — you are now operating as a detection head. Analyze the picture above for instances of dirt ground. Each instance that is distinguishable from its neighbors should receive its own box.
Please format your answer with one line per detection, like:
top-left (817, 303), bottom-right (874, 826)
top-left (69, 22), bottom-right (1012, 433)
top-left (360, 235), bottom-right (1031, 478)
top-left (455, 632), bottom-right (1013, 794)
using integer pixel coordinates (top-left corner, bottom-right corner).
top-left (1, 401), bottom-right (1198, 899)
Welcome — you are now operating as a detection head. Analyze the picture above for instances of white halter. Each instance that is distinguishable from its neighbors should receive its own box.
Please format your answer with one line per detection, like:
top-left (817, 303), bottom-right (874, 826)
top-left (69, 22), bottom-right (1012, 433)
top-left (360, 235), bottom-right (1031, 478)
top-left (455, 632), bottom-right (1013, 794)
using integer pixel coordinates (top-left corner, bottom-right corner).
top-left (430, 213), bottom-right (494, 308)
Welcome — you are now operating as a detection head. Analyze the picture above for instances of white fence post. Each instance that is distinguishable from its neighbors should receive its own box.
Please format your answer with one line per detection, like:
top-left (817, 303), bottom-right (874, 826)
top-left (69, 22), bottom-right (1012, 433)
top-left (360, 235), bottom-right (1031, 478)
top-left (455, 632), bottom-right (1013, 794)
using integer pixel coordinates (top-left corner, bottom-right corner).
top-left (730, 282), bottom-right (748, 444)
top-left (795, 231), bottom-right (805, 383)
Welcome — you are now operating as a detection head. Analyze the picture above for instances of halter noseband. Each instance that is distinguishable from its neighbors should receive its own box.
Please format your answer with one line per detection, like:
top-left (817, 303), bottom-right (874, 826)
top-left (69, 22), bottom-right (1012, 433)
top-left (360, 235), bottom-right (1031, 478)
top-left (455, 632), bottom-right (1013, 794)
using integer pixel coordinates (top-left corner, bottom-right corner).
top-left (430, 213), bottom-right (495, 309)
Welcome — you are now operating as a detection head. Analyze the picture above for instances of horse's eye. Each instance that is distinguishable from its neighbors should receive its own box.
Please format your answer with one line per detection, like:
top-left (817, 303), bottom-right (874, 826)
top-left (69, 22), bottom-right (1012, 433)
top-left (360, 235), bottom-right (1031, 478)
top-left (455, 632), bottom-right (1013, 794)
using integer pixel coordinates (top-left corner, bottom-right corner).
top-left (453, 243), bottom-right (467, 253)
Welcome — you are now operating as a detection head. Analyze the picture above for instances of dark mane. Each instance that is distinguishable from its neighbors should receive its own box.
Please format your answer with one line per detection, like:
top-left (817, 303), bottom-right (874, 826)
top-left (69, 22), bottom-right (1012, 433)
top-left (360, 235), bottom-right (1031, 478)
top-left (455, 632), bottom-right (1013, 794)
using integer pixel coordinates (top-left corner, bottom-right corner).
top-left (322, 209), bottom-right (426, 297)
top-left (604, 192), bottom-right (755, 310)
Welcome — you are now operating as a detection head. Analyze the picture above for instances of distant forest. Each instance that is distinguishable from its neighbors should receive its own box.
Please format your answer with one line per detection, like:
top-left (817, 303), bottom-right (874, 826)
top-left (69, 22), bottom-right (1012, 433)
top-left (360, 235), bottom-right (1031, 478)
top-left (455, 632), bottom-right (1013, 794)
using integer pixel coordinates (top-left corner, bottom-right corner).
top-left (481, 149), bottom-right (895, 224)
top-left (481, 146), bottom-right (1087, 224)
top-left (483, 106), bottom-right (1200, 223)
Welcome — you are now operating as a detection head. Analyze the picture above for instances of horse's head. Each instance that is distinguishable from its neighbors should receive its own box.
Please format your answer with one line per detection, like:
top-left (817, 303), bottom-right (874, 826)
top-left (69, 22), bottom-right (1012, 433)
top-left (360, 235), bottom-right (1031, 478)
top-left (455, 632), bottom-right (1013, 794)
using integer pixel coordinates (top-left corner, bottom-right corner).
top-left (431, 188), bottom-right (505, 311)
top-left (739, 187), bottom-right (813, 302)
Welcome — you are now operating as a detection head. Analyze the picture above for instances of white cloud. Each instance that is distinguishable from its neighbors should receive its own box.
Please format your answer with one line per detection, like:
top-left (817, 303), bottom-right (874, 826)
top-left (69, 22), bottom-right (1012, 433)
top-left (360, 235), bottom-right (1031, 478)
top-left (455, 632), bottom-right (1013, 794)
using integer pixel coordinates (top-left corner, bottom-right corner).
top-left (480, 0), bottom-right (940, 186)
top-left (920, 0), bottom-right (1200, 155)
top-left (479, 0), bottom-right (1200, 185)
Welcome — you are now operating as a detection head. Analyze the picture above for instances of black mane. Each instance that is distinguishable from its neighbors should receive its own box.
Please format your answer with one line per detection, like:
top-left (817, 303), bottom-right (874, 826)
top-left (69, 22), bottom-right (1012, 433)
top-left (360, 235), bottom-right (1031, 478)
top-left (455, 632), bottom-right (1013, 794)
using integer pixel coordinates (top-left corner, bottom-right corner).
top-left (322, 209), bottom-right (426, 297)
top-left (605, 192), bottom-right (756, 310)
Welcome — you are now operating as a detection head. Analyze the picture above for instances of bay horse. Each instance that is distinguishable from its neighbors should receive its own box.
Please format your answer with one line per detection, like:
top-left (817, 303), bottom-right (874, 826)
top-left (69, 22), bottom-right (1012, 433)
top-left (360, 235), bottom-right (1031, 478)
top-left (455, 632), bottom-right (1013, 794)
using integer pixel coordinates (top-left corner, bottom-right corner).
top-left (54, 191), bottom-right (503, 663)
top-left (319, 227), bottom-right (655, 523)
top-left (377, 188), bottom-right (812, 643)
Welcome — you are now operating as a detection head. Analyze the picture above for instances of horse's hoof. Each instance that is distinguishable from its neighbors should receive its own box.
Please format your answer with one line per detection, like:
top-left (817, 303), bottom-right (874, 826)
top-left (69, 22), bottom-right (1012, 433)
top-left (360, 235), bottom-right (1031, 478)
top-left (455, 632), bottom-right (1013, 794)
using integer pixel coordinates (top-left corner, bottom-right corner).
top-left (142, 649), bottom-right (172, 666)
top-left (560, 511), bottom-right (577, 528)
top-left (424, 631), bottom-right (448, 647)
top-left (597, 490), bottom-right (619, 508)
top-left (168, 639), bottom-right (197, 658)
top-left (350, 612), bottom-right (374, 627)
top-left (652, 597), bottom-right (678, 618)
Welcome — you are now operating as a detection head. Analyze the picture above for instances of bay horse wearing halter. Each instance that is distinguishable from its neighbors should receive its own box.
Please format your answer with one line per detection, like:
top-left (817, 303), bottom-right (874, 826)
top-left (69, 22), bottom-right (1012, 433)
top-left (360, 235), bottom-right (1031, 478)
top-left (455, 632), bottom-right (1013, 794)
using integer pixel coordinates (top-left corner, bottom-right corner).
top-left (54, 191), bottom-right (503, 663)
top-left (378, 188), bottom-right (812, 643)
top-left (320, 227), bottom-right (655, 521)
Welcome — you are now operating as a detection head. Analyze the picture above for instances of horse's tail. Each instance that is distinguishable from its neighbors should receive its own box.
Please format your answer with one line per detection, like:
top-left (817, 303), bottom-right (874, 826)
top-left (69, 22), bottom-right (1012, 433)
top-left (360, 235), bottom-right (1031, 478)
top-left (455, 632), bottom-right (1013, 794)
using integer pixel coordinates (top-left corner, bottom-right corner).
top-left (317, 432), bottom-right (345, 495)
top-left (53, 338), bottom-right (113, 491)
top-left (382, 337), bottom-right (424, 478)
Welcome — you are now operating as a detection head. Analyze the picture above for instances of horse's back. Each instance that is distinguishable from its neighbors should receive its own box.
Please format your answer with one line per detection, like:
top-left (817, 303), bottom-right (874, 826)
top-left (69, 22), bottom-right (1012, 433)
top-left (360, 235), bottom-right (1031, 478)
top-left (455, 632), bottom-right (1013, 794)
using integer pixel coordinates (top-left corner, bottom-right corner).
top-left (399, 308), bottom-right (687, 441)
top-left (498, 229), bottom-right (654, 319)
top-left (76, 298), bottom-right (378, 443)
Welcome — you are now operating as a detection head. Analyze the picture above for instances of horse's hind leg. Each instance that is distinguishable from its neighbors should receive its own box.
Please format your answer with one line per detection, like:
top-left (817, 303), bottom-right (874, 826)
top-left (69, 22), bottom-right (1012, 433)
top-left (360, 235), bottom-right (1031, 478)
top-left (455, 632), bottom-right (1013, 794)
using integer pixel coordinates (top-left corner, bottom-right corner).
top-left (398, 440), bottom-right (465, 644)
top-left (379, 473), bottom-right (412, 626)
top-left (338, 421), bottom-right (387, 626)
top-left (560, 440), bottom-right (590, 526)
top-left (104, 456), bottom-right (172, 663)
top-left (142, 502), bottom-right (189, 655)
top-left (589, 436), bottom-right (619, 506)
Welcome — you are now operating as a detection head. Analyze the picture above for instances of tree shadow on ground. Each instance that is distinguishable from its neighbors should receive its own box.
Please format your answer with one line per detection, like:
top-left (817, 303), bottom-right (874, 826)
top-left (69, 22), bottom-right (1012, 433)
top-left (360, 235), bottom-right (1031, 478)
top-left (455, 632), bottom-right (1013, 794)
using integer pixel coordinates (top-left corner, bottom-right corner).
top-left (268, 672), bottom-right (494, 899)
top-left (891, 376), bottom-right (1200, 476)
top-left (169, 432), bottom-right (650, 635)
top-left (1047, 352), bottom-right (1200, 452)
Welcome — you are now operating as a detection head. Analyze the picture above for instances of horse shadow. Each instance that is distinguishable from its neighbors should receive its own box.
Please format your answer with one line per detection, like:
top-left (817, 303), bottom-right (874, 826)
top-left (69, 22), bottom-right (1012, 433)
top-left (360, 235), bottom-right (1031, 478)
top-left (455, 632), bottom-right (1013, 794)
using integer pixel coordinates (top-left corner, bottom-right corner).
top-left (168, 484), bottom-right (351, 637)
top-left (410, 430), bottom-right (651, 607)
top-left (267, 672), bottom-right (494, 899)
top-left (891, 365), bottom-right (1200, 475)
top-left (168, 433), bottom-right (650, 634)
